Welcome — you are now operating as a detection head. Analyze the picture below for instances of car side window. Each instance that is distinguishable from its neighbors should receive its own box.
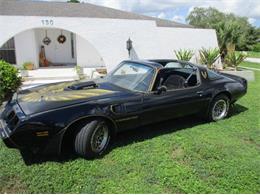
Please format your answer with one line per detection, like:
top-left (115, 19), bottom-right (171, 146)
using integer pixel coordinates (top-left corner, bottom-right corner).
top-left (153, 68), bottom-right (199, 91)
top-left (207, 70), bottom-right (221, 80)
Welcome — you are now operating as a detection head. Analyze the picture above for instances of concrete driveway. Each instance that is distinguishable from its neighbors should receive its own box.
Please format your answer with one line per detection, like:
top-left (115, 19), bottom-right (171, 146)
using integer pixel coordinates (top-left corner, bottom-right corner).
top-left (245, 58), bottom-right (260, 63)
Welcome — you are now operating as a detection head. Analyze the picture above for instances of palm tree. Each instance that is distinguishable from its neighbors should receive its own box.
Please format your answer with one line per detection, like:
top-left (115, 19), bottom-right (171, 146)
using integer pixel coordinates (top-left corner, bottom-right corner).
top-left (217, 21), bottom-right (240, 60)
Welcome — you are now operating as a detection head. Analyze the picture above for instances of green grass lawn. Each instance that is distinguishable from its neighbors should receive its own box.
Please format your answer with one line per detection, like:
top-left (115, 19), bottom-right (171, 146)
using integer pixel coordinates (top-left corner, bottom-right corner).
top-left (246, 51), bottom-right (260, 58)
top-left (239, 61), bottom-right (260, 70)
top-left (236, 51), bottom-right (260, 58)
top-left (0, 72), bottom-right (260, 193)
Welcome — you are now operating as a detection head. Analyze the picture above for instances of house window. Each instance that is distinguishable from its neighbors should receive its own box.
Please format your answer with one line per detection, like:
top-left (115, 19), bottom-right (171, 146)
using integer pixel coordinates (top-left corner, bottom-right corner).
top-left (0, 38), bottom-right (16, 64)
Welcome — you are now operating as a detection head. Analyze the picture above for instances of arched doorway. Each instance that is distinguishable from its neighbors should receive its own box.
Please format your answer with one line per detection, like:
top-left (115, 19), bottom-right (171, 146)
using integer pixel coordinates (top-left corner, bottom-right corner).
top-left (0, 27), bottom-right (106, 69)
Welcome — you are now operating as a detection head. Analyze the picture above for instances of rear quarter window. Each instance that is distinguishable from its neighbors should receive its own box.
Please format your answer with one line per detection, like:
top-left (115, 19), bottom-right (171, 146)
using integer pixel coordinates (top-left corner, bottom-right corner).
top-left (207, 70), bottom-right (222, 80)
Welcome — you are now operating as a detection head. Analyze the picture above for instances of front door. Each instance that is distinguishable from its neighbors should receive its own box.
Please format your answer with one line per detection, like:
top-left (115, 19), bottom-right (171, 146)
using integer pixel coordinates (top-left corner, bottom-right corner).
top-left (111, 94), bottom-right (143, 131)
top-left (141, 86), bottom-right (208, 125)
top-left (42, 29), bottom-right (76, 66)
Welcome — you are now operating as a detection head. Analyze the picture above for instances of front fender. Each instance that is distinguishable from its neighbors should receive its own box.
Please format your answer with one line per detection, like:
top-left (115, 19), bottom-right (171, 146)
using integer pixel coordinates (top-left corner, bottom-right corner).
top-left (30, 103), bottom-right (99, 133)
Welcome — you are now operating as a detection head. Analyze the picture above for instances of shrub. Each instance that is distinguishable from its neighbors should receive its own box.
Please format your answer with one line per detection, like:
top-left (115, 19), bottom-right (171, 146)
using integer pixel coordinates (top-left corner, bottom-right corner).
top-left (225, 51), bottom-right (247, 70)
top-left (199, 48), bottom-right (220, 69)
top-left (0, 60), bottom-right (22, 103)
top-left (174, 49), bottom-right (194, 61)
top-left (252, 43), bottom-right (260, 52)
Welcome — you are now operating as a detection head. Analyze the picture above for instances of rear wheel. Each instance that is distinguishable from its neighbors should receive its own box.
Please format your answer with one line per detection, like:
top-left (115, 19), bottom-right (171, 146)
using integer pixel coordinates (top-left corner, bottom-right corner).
top-left (208, 94), bottom-right (230, 122)
top-left (74, 120), bottom-right (111, 159)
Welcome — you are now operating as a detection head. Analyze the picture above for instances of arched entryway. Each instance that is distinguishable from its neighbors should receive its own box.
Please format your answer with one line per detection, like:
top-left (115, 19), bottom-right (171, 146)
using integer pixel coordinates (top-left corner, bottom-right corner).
top-left (0, 27), bottom-right (106, 69)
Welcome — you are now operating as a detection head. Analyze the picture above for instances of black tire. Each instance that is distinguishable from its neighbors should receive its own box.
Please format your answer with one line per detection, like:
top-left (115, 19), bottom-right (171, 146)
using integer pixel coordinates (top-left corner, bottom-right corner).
top-left (207, 94), bottom-right (230, 122)
top-left (74, 119), bottom-right (111, 159)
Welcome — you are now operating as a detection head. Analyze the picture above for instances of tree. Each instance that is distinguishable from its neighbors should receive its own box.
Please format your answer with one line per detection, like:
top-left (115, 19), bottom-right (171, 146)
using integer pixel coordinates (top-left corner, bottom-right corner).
top-left (186, 7), bottom-right (224, 29)
top-left (217, 20), bottom-right (241, 59)
top-left (186, 7), bottom-right (259, 59)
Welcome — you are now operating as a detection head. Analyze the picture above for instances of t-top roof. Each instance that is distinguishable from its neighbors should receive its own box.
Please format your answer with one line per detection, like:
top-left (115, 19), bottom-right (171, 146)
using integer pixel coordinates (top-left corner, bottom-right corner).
top-left (0, 0), bottom-right (193, 28)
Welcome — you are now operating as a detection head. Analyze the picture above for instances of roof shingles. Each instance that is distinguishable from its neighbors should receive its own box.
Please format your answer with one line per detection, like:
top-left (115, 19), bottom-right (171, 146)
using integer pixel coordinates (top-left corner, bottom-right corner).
top-left (0, 0), bottom-right (193, 28)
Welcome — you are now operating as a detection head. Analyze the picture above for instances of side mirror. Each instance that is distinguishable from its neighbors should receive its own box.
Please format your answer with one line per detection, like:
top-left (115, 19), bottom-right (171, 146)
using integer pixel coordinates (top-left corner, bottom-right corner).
top-left (156, 85), bottom-right (167, 95)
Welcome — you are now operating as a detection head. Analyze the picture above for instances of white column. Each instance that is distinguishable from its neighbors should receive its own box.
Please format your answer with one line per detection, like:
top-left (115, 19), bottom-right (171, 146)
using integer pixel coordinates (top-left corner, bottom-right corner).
top-left (14, 29), bottom-right (39, 68)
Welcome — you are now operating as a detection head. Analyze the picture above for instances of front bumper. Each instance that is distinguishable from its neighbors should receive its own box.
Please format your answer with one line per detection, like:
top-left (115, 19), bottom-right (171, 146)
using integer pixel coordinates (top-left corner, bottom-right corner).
top-left (0, 100), bottom-right (24, 148)
top-left (1, 101), bottom-right (66, 155)
top-left (0, 119), bottom-right (18, 148)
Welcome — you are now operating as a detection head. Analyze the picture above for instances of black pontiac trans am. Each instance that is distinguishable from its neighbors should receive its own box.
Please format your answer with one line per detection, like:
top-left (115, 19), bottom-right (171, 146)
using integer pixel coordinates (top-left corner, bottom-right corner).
top-left (0, 60), bottom-right (247, 159)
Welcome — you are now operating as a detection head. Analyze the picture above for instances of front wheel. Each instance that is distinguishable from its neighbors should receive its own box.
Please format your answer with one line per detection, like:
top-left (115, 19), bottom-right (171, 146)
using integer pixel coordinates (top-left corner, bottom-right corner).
top-left (74, 120), bottom-right (111, 159)
top-left (208, 94), bottom-right (230, 122)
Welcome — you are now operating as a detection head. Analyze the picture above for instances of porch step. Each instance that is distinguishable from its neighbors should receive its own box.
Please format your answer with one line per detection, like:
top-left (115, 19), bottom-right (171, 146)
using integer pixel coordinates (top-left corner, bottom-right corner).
top-left (23, 76), bottom-right (79, 81)
top-left (22, 78), bottom-right (78, 90)
top-left (21, 68), bottom-right (79, 89)
top-left (27, 68), bottom-right (78, 78)
top-left (20, 67), bottom-right (106, 89)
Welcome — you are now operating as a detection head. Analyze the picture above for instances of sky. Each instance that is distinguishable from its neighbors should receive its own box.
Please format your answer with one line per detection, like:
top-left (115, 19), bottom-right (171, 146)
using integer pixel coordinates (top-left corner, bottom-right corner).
top-left (32, 0), bottom-right (260, 27)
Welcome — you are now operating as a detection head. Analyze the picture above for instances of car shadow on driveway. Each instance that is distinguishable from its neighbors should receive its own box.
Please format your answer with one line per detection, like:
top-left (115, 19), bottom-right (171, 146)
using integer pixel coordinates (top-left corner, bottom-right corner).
top-left (20, 104), bottom-right (248, 165)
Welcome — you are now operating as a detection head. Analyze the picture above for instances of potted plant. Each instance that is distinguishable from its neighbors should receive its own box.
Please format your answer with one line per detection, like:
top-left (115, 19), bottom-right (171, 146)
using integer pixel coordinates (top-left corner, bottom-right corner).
top-left (199, 48), bottom-right (220, 69)
top-left (220, 44), bottom-right (255, 81)
top-left (224, 51), bottom-right (247, 71)
top-left (221, 52), bottom-right (254, 81)
top-left (174, 49), bottom-right (194, 61)
top-left (23, 62), bottom-right (34, 70)
top-left (75, 65), bottom-right (85, 80)
top-left (96, 67), bottom-right (107, 75)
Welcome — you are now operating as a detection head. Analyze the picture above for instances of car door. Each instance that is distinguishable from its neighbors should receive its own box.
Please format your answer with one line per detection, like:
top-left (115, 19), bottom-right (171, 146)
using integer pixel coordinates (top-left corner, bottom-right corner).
top-left (141, 71), bottom-right (210, 126)
top-left (110, 92), bottom-right (143, 131)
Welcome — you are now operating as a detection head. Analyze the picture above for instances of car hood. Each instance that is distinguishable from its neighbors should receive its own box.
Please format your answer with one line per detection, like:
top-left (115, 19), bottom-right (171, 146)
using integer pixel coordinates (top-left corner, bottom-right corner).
top-left (17, 80), bottom-right (130, 115)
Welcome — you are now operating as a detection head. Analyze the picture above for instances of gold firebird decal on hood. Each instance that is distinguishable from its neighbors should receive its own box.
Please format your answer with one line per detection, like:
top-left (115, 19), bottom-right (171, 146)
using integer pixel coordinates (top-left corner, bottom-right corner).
top-left (19, 82), bottom-right (115, 102)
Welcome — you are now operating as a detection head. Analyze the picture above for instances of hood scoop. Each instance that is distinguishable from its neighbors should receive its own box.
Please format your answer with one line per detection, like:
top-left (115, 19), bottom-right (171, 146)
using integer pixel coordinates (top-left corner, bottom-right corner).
top-left (65, 81), bottom-right (98, 91)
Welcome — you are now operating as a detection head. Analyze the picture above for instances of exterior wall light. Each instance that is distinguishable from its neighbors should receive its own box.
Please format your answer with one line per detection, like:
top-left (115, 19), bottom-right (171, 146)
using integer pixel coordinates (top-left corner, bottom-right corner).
top-left (126, 38), bottom-right (133, 57)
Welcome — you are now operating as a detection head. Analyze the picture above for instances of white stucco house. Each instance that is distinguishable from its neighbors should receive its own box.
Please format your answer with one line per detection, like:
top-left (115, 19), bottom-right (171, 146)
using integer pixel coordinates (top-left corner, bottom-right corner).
top-left (0, 0), bottom-right (220, 82)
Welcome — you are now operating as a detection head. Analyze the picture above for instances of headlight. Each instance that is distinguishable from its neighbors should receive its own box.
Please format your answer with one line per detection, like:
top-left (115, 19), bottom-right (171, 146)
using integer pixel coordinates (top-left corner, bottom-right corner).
top-left (0, 102), bottom-right (7, 111)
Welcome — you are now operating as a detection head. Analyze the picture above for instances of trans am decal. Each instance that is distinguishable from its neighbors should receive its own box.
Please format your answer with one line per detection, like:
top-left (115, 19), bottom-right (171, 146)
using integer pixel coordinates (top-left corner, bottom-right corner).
top-left (19, 82), bottom-right (114, 102)
top-left (201, 71), bottom-right (208, 79)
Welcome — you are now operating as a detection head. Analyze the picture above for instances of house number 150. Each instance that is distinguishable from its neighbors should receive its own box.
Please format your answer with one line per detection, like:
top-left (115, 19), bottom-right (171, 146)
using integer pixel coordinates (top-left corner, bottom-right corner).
top-left (41, 19), bottom-right (54, 26)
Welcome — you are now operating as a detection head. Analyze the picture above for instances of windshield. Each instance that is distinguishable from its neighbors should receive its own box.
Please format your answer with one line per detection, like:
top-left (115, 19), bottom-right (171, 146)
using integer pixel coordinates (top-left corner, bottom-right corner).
top-left (105, 62), bottom-right (155, 92)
